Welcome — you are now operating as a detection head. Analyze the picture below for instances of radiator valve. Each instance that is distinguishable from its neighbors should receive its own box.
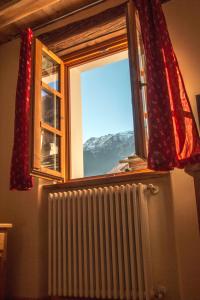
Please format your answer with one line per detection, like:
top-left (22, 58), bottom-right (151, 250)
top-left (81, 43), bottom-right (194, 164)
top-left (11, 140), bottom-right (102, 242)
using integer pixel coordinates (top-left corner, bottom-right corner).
top-left (153, 286), bottom-right (166, 299)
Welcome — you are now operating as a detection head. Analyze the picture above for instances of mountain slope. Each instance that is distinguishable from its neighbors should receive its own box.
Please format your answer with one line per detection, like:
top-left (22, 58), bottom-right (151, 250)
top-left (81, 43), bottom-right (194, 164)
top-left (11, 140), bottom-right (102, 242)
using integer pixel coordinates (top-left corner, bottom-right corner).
top-left (83, 131), bottom-right (135, 176)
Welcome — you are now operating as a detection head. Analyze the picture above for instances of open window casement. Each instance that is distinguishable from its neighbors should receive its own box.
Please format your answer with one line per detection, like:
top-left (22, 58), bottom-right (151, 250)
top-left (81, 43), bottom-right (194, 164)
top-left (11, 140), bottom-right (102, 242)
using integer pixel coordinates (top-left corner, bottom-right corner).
top-left (32, 39), bottom-right (65, 181)
top-left (126, 1), bottom-right (147, 159)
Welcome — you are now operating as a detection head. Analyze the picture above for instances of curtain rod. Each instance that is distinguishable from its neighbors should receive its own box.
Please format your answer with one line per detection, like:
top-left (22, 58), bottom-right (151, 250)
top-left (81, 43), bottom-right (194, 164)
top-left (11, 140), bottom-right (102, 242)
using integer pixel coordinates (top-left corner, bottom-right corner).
top-left (11, 0), bottom-right (167, 40)
top-left (33, 0), bottom-right (167, 33)
top-left (34, 0), bottom-right (108, 32)
top-left (10, 0), bottom-right (127, 42)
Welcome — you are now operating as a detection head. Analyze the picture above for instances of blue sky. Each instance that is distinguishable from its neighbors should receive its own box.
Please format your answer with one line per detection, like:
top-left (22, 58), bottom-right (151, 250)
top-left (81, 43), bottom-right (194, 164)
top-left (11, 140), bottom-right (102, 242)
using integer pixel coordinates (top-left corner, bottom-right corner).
top-left (80, 58), bottom-right (134, 142)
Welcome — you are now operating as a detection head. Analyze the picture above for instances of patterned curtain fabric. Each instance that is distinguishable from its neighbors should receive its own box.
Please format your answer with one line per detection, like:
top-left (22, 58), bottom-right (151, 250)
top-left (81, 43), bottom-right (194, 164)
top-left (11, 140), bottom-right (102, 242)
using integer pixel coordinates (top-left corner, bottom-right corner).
top-left (134, 0), bottom-right (200, 170)
top-left (10, 28), bottom-right (33, 190)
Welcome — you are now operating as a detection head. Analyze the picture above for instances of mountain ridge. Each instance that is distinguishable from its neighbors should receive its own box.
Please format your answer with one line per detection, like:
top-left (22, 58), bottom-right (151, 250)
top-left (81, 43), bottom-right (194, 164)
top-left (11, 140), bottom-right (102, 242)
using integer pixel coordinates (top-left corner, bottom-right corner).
top-left (83, 130), bottom-right (135, 176)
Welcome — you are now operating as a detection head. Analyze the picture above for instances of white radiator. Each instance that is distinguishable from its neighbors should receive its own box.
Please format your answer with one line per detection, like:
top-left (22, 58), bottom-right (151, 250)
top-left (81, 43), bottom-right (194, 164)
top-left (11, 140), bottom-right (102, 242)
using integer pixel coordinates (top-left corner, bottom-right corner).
top-left (48, 183), bottom-right (158, 299)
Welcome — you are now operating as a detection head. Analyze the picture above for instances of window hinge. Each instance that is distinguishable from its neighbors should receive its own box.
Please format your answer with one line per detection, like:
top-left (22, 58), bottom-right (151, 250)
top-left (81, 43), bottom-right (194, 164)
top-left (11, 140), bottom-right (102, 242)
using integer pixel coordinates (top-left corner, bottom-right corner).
top-left (139, 81), bottom-right (147, 89)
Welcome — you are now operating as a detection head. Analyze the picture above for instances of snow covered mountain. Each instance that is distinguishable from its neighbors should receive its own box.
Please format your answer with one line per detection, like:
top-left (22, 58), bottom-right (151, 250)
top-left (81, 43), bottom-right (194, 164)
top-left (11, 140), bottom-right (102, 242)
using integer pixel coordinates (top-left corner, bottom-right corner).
top-left (83, 131), bottom-right (135, 176)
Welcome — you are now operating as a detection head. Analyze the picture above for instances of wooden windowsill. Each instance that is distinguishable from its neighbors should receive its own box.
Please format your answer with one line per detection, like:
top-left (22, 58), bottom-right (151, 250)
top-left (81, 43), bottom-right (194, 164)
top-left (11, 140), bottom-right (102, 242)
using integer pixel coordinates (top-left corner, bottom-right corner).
top-left (43, 169), bottom-right (169, 191)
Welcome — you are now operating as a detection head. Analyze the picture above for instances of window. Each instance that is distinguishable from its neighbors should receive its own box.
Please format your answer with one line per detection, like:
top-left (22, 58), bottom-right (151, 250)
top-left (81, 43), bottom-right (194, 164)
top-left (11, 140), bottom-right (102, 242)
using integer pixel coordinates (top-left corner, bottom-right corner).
top-left (69, 50), bottom-right (134, 179)
top-left (32, 40), bottom-right (65, 180)
top-left (32, 2), bottom-right (147, 181)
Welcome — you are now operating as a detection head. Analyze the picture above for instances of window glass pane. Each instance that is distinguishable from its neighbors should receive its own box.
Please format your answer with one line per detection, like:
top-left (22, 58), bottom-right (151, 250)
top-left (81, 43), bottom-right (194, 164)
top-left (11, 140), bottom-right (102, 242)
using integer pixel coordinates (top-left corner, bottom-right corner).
top-left (137, 27), bottom-right (149, 145)
top-left (41, 89), bottom-right (60, 129)
top-left (41, 129), bottom-right (61, 172)
top-left (42, 52), bottom-right (60, 91)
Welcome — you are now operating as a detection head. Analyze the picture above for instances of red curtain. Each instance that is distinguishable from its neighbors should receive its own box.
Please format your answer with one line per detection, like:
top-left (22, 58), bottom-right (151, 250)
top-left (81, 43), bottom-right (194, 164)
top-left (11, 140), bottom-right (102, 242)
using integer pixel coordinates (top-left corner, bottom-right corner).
top-left (10, 28), bottom-right (33, 190)
top-left (134, 0), bottom-right (200, 170)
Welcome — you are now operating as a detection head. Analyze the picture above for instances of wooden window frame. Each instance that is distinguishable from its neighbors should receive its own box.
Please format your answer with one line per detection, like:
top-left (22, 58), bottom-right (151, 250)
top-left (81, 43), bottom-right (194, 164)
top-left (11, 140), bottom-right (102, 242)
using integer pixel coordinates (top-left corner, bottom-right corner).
top-left (32, 39), bottom-right (66, 180)
top-left (63, 2), bottom-right (147, 181)
top-left (126, 1), bottom-right (147, 159)
top-left (31, 1), bottom-right (148, 182)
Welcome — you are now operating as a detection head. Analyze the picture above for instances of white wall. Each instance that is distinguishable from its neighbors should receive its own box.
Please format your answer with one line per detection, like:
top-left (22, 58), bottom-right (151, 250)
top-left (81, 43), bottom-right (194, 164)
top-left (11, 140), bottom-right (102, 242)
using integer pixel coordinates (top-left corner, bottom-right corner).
top-left (0, 0), bottom-right (199, 299)
top-left (0, 39), bottom-right (48, 298)
top-left (163, 1), bottom-right (200, 299)
top-left (163, 0), bottom-right (200, 128)
top-left (69, 68), bottom-right (84, 179)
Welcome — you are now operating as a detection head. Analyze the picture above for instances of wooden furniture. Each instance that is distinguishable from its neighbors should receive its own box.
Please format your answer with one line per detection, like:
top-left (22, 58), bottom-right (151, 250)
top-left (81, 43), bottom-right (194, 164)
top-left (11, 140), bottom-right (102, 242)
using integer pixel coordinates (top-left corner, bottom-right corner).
top-left (185, 164), bottom-right (200, 232)
top-left (0, 224), bottom-right (12, 300)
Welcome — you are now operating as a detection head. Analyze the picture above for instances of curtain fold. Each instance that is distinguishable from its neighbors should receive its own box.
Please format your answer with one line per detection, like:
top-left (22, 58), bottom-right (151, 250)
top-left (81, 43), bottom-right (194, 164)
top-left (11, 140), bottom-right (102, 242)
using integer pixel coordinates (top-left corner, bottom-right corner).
top-left (134, 0), bottom-right (200, 170)
top-left (10, 28), bottom-right (33, 190)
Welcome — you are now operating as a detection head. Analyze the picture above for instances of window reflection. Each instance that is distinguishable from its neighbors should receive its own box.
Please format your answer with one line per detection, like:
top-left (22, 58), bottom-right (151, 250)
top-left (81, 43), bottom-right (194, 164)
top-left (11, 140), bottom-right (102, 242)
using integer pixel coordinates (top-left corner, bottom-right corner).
top-left (42, 52), bottom-right (60, 91)
top-left (41, 129), bottom-right (61, 171)
top-left (41, 89), bottom-right (60, 129)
